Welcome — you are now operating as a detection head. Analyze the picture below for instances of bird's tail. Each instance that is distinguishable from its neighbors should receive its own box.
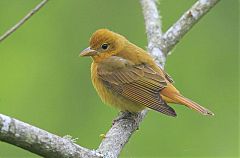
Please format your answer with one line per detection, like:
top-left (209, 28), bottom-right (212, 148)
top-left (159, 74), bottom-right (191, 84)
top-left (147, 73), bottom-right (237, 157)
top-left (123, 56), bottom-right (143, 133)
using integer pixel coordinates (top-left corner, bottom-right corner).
top-left (174, 94), bottom-right (214, 116)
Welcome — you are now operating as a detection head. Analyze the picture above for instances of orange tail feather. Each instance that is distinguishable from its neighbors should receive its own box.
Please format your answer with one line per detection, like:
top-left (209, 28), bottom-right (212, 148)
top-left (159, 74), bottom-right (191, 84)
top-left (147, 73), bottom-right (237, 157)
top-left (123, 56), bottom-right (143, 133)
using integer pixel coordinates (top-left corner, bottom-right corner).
top-left (174, 94), bottom-right (214, 116)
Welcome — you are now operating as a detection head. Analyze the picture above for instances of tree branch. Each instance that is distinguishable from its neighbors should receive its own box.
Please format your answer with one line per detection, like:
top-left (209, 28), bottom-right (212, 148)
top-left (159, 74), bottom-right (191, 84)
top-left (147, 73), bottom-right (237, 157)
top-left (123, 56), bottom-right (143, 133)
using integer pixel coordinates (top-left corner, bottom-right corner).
top-left (97, 110), bottom-right (148, 158)
top-left (0, 0), bottom-right (48, 43)
top-left (140, 0), bottom-right (165, 67)
top-left (0, 0), bottom-right (219, 157)
top-left (161, 0), bottom-right (220, 54)
top-left (0, 114), bottom-right (101, 158)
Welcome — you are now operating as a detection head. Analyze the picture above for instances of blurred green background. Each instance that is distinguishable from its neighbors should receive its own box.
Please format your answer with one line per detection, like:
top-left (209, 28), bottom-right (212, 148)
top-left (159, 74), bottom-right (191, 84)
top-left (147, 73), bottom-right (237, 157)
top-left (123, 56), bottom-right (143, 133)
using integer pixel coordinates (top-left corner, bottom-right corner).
top-left (0, 0), bottom-right (238, 157)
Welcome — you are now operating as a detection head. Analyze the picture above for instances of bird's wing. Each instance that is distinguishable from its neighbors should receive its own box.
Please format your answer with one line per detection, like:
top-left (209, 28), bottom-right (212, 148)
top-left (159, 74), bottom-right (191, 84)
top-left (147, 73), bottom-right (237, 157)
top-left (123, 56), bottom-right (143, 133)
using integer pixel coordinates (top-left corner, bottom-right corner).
top-left (164, 71), bottom-right (174, 83)
top-left (98, 63), bottom-right (176, 116)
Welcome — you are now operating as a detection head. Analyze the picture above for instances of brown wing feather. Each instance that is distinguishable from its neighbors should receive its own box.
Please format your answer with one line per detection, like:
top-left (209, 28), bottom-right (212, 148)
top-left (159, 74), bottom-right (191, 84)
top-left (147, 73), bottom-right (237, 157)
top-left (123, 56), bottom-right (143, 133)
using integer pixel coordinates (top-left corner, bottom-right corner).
top-left (98, 64), bottom-right (176, 117)
top-left (164, 71), bottom-right (174, 83)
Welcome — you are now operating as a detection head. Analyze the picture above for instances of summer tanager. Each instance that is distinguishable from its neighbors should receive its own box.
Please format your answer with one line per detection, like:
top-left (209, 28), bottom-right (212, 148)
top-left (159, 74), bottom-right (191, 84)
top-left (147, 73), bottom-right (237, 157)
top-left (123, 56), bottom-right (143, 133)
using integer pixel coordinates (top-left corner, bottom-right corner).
top-left (80, 29), bottom-right (214, 117)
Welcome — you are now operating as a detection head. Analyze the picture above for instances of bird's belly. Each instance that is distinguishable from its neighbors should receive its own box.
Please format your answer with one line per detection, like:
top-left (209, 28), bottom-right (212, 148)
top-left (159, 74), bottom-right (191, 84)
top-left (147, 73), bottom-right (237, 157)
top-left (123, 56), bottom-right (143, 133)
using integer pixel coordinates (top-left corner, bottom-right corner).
top-left (92, 76), bottom-right (145, 112)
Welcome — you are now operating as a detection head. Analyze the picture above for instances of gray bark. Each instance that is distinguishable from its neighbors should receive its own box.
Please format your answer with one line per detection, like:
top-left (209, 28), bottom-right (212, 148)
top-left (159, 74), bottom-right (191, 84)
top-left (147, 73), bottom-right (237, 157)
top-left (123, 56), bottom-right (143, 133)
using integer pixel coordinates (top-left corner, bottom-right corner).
top-left (0, 114), bottom-right (101, 158)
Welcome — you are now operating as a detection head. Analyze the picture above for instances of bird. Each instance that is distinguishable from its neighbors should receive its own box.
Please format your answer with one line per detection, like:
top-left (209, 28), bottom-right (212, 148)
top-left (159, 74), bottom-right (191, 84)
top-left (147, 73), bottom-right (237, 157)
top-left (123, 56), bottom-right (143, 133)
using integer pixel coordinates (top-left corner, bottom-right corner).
top-left (80, 29), bottom-right (214, 117)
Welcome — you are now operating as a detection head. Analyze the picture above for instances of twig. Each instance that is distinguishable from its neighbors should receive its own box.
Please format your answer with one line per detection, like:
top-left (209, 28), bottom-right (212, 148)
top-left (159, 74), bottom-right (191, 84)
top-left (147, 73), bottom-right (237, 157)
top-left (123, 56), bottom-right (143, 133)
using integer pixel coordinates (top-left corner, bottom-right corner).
top-left (0, 0), bottom-right (48, 43)
top-left (0, 114), bottom-right (102, 158)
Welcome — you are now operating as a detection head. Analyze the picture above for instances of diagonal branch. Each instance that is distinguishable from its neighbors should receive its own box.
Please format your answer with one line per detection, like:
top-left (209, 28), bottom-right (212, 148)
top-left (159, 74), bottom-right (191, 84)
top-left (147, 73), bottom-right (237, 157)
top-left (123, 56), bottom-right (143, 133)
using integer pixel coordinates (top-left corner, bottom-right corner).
top-left (161, 0), bottom-right (220, 54)
top-left (0, 0), bottom-right (48, 43)
top-left (0, 114), bottom-right (101, 158)
top-left (97, 110), bottom-right (148, 158)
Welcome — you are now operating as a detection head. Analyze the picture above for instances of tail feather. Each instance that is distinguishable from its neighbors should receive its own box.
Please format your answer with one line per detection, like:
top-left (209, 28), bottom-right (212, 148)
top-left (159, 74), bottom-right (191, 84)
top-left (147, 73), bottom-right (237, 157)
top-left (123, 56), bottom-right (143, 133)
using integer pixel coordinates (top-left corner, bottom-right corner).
top-left (174, 94), bottom-right (214, 116)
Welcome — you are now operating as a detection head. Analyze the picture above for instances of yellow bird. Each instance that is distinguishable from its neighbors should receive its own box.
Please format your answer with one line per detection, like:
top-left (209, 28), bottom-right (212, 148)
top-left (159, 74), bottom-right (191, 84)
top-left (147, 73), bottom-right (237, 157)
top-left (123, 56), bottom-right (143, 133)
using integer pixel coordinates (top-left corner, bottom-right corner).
top-left (80, 29), bottom-right (214, 117)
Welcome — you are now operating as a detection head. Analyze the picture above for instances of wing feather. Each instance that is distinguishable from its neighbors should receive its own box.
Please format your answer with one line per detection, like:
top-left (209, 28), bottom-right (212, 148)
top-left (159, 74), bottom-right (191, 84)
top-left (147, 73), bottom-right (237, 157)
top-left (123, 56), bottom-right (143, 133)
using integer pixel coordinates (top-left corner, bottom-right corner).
top-left (98, 63), bottom-right (176, 116)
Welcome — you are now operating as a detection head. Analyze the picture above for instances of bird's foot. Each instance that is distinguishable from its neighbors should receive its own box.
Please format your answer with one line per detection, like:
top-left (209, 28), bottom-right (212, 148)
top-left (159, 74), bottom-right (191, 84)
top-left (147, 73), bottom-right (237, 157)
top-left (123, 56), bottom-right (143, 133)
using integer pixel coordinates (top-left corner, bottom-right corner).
top-left (112, 111), bottom-right (136, 126)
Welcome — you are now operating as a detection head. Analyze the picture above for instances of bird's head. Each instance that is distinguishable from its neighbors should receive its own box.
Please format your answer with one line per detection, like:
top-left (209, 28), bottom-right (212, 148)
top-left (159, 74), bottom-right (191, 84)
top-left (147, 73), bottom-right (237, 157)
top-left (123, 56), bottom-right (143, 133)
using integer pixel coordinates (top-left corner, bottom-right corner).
top-left (80, 29), bottom-right (127, 62)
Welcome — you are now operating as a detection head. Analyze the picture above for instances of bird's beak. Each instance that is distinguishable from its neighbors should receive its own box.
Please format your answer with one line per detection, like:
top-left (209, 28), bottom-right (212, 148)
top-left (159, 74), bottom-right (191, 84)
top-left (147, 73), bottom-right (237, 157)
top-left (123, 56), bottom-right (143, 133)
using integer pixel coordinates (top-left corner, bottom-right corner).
top-left (79, 47), bottom-right (98, 57)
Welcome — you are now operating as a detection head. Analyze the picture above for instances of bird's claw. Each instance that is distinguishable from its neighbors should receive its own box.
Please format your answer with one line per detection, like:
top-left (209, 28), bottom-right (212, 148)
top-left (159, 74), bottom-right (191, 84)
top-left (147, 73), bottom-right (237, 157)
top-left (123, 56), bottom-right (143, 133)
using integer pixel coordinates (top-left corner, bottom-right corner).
top-left (112, 111), bottom-right (136, 126)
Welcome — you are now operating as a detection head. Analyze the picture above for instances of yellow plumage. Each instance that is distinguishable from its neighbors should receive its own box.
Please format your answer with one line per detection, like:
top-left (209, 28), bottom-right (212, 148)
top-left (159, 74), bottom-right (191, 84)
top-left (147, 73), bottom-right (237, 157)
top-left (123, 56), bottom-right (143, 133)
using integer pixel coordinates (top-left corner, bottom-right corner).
top-left (80, 29), bottom-right (214, 117)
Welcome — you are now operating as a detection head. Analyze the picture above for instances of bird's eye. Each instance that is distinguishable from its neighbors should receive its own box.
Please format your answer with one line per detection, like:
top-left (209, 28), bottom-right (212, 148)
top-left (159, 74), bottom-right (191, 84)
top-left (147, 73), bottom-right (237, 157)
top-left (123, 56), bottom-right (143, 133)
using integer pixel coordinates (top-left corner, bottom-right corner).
top-left (101, 43), bottom-right (108, 50)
